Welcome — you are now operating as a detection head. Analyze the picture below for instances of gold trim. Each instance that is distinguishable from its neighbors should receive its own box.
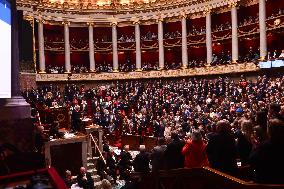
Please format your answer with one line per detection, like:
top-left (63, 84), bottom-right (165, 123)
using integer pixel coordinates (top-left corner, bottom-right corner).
top-left (181, 65), bottom-right (188, 69)
top-left (38, 70), bottom-right (46, 74)
top-left (65, 70), bottom-right (71, 73)
top-left (231, 59), bottom-right (238, 64)
top-left (32, 17), bottom-right (37, 73)
top-left (112, 69), bottom-right (119, 72)
top-left (135, 68), bottom-right (142, 72)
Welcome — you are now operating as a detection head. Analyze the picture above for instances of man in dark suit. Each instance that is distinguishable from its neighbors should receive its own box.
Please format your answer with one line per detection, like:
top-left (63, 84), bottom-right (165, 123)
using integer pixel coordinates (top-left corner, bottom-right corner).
top-left (164, 132), bottom-right (185, 170)
top-left (76, 167), bottom-right (94, 189)
top-left (133, 145), bottom-right (150, 173)
top-left (150, 138), bottom-right (167, 172)
top-left (249, 119), bottom-right (284, 184)
top-left (72, 105), bottom-right (82, 132)
top-left (206, 120), bottom-right (238, 175)
top-left (118, 145), bottom-right (132, 180)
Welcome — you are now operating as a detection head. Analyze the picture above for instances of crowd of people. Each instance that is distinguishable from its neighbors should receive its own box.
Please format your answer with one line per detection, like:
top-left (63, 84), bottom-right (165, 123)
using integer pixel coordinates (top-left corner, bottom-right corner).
top-left (24, 74), bottom-right (284, 186)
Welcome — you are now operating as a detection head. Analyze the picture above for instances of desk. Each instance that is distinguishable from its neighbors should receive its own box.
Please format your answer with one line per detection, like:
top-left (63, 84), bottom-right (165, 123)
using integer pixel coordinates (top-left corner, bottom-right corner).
top-left (85, 125), bottom-right (103, 158)
top-left (44, 135), bottom-right (87, 176)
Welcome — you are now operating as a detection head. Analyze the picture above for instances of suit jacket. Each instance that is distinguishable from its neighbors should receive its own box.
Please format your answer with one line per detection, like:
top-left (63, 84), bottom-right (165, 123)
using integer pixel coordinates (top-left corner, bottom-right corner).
top-left (76, 172), bottom-right (94, 189)
top-left (206, 132), bottom-right (237, 175)
top-left (164, 140), bottom-right (185, 170)
top-left (133, 151), bottom-right (150, 173)
top-left (150, 145), bottom-right (167, 172)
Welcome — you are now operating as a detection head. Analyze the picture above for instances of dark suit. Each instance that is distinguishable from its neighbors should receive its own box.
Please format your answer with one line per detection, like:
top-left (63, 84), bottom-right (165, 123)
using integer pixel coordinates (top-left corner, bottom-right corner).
top-left (249, 140), bottom-right (284, 184)
top-left (206, 132), bottom-right (238, 175)
top-left (76, 172), bottom-right (94, 189)
top-left (150, 145), bottom-right (167, 172)
top-left (164, 140), bottom-right (185, 170)
top-left (133, 151), bottom-right (150, 173)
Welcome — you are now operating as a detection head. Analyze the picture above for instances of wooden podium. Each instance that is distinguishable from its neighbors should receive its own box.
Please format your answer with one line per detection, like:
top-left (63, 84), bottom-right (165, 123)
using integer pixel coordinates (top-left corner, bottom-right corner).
top-left (84, 124), bottom-right (103, 158)
top-left (39, 107), bottom-right (70, 129)
top-left (44, 135), bottom-right (87, 176)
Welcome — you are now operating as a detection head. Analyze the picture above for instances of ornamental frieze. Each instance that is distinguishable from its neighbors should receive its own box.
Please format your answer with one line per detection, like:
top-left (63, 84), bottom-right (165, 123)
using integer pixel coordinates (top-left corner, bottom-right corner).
top-left (36, 63), bottom-right (258, 82)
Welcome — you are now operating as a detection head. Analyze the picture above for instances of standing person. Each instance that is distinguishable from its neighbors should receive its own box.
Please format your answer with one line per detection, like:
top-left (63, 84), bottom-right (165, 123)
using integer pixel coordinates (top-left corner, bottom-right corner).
top-left (150, 137), bottom-right (167, 172)
top-left (206, 120), bottom-right (238, 175)
top-left (118, 145), bottom-right (132, 180)
top-left (164, 132), bottom-right (185, 170)
top-left (133, 145), bottom-right (150, 173)
top-left (71, 105), bottom-right (82, 132)
top-left (249, 119), bottom-right (284, 184)
top-left (182, 130), bottom-right (209, 168)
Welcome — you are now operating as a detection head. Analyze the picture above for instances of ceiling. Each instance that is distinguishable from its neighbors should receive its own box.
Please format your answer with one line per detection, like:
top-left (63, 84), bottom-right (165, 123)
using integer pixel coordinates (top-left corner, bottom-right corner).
top-left (47, 0), bottom-right (157, 6)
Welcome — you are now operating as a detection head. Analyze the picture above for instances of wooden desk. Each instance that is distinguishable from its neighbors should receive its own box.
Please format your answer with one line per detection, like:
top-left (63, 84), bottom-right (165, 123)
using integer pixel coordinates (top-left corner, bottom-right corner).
top-left (85, 125), bottom-right (103, 158)
top-left (44, 135), bottom-right (87, 176)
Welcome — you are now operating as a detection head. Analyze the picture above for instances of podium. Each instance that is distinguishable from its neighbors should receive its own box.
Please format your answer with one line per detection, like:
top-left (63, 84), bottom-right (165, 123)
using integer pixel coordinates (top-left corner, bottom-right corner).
top-left (44, 135), bottom-right (87, 176)
top-left (38, 107), bottom-right (70, 129)
top-left (84, 124), bottom-right (103, 158)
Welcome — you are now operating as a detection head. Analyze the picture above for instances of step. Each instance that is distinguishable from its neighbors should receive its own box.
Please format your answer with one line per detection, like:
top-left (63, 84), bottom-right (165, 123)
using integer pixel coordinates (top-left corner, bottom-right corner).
top-left (87, 168), bottom-right (97, 175)
top-left (87, 162), bottom-right (96, 170)
top-left (92, 174), bottom-right (101, 182)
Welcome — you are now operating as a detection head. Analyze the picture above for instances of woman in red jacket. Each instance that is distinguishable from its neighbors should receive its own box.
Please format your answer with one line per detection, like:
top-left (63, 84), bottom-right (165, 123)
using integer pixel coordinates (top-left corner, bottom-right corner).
top-left (182, 130), bottom-right (209, 168)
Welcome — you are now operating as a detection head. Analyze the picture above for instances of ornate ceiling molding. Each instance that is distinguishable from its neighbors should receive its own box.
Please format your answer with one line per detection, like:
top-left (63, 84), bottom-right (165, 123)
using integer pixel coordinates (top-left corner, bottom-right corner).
top-left (17, 0), bottom-right (253, 26)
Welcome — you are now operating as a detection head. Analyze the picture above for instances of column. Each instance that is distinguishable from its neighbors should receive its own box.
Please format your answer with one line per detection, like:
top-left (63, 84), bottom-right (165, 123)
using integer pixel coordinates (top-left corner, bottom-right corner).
top-left (88, 23), bottom-right (95, 72)
top-left (206, 12), bottom-right (213, 65)
top-left (112, 23), bottom-right (119, 72)
top-left (158, 19), bottom-right (164, 69)
top-left (181, 15), bottom-right (188, 68)
top-left (259, 0), bottom-right (267, 60)
top-left (38, 20), bottom-right (46, 73)
top-left (231, 3), bottom-right (239, 63)
top-left (135, 21), bottom-right (142, 71)
top-left (64, 22), bottom-right (71, 73)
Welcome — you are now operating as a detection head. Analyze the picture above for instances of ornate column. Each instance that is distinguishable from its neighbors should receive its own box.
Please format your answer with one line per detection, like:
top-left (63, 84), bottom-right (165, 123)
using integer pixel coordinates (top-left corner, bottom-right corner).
top-left (37, 19), bottom-right (46, 73)
top-left (88, 22), bottom-right (95, 72)
top-left (181, 15), bottom-right (188, 68)
top-left (63, 21), bottom-right (71, 73)
top-left (134, 21), bottom-right (142, 71)
top-left (259, 0), bottom-right (267, 60)
top-left (206, 11), bottom-right (213, 65)
top-left (231, 3), bottom-right (239, 63)
top-left (112, 22), bottom-right (119, 72)
top-left (158, 19), bottom-right (164, 69)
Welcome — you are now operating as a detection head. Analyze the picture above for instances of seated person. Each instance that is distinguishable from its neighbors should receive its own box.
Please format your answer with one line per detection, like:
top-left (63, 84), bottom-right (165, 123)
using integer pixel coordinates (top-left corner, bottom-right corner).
top-left (63, 170), bottom-right (74, 188)
top-left (278, 49), bottom-right (284, 59)
top-left (76, 167), bottom-right (94, 189)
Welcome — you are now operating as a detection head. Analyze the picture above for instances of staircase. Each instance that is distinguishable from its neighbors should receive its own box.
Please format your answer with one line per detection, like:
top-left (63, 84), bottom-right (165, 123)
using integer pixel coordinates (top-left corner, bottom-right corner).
top-left (86, 156), bottom-right (100, 183)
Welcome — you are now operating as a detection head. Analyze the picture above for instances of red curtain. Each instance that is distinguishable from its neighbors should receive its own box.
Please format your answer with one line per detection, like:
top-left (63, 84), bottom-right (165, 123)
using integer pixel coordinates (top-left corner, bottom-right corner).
top-left (45, 51), bottom-right (65, 66)
top-left (188, 17), bottom-right (205, 31)
top-left (212, 40), bottom-right (232, 55)
top-left (142, 50), bottom-right (159, 66)
top-left (238, 4), bottom-right (258, 23)
top-left (266, 0), bottom-right (284, 17)
top-left (165, 48), bottom-right (182, 64)
top-left (239, 37), bottom-right (259, 57)
top-left (94, 27), bottom-right (112, 42)
top-left (95, 52), bottom-right (113, 66)
top-left (140, 24), bottom-right (158, 35)
top-left (188, 46), bottom-right (206, 60)
top-left (70, 52), bottom-right (89, 68)
top-left (118, 25), bottom-right (134, 36)
top-left (164, 21), bottom-right (181, 33)
top-left (211, 11), bottom-right (231, 28)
